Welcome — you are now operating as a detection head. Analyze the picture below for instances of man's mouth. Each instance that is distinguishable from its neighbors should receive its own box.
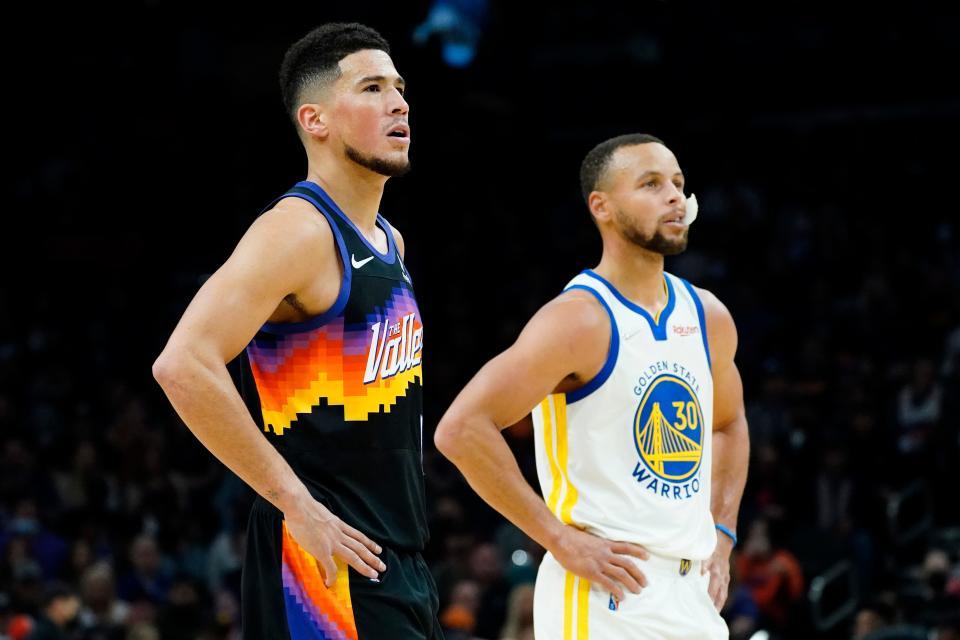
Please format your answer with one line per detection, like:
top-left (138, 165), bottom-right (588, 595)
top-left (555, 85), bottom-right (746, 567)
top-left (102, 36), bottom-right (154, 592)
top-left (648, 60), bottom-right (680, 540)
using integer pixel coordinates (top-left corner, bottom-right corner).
top-left (386, 124), bottom-right (410, 139)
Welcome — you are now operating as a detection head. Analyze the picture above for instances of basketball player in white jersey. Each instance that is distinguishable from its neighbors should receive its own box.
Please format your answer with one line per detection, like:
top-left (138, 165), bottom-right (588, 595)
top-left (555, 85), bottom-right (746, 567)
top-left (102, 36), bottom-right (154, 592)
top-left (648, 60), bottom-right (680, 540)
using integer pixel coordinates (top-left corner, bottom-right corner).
top-left (434, 134), bottom-right (749, 639)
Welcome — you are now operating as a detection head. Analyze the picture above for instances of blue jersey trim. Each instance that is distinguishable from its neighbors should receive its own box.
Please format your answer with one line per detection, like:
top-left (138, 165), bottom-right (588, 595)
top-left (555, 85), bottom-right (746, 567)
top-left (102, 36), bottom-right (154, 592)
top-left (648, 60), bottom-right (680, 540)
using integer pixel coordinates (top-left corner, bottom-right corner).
top-left (582, 270), bottom-right (675, 341)
top-left (258, 192), bottom-right (353, 335)
top-left (379, 216), bottom-right (413, 284)
top-left (565, 284), bottom-right (620, 403)
top-left (679, 277), bottom-right (711, 372)
top-left (295, 181), bottom-right (397, 264)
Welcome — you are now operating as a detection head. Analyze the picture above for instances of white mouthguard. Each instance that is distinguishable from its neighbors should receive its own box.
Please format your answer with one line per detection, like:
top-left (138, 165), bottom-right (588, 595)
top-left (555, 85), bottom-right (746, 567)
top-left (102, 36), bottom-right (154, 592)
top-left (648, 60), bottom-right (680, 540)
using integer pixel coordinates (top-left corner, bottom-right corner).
top-left (684, 193), bottom-right (698, 225)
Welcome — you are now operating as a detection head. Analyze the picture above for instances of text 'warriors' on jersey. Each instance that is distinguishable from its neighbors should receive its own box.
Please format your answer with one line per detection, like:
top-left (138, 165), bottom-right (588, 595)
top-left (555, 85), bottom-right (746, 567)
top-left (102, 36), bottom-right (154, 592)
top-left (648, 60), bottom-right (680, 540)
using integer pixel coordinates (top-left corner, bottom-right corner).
top-left (532, 270), bottom-right (717, 560)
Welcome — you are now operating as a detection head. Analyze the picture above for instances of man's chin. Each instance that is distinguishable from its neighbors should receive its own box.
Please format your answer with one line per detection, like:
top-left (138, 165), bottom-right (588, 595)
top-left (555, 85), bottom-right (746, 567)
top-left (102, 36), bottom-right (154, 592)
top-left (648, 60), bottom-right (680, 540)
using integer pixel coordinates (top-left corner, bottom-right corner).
top-left (344, 145), bottom-right (411, 177)
top-left (378, 158), bottom-right (411, 177)
top-left (659, 242), bottom-right (688, 256)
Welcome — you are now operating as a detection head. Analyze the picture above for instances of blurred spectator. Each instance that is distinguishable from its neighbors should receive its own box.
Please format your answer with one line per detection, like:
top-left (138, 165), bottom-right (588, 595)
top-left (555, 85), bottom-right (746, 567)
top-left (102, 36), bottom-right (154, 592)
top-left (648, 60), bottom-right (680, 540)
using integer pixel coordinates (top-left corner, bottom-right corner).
top-left (736, 519), bottom-right (804, 629)
top-left (0, 500), bottom-right (67, 582)
top-left (913, 550), bottom-right (960, 625)
top-left (468, 543), bottom-right (510, 640)
top-left (896, 358), bottom-right (942, 462)
top-left (852, 600), bottom-right (896, 639)
top-left (52, 441), bottom-right (109, 518)
top-left (25, 581), bottom-right (79, 640)
top-left (440, 579), bottom-right (480, 640)
top-left (205, 529), bottom-right (242, 600)
top-left (498, 583), bottom-right (534, 640)
top-left (412, 0), bottom-right (489, 68)
top-left (76, 561), bottom-right (129, 639)
top-left (723, 561), bottom-right (760, 640)
top-left (123, 624), bottom-right (159, 640)
top-left (932, 615), bottom-right (960, 640)
top-left (116, 537), bottom-right (170, 606)
top-left (156, 575), bottom-right (206, 640)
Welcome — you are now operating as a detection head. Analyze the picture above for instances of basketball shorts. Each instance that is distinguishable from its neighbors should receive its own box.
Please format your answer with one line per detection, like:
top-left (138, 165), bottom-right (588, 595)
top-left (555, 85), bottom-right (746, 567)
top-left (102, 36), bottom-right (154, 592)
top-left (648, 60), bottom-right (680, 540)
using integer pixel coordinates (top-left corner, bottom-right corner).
top-left (242, 497), bottom-right (443, 640)
top-left (533, 550), bottom-right (728, 639)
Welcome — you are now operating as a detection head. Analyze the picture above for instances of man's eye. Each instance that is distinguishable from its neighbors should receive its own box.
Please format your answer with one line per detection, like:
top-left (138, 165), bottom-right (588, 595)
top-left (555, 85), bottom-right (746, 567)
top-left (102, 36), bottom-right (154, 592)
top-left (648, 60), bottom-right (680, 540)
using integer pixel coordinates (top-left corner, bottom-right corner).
top-left (365, 85), bottom-right (380, 92)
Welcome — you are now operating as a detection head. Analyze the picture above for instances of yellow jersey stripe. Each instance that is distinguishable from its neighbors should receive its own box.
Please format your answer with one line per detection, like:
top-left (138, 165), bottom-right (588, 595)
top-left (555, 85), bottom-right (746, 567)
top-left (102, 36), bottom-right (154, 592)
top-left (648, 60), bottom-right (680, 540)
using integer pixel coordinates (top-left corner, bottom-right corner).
top-left (555, 394), bottom-right (579, 524)
top-left (653, 276), bottom-right (670, 324)
top-left (577, 576), bottom-right (591, 639)
top-left (563, 571), bottom-right (576, 640)
top-left (542, 398), bottom-right (563, 516)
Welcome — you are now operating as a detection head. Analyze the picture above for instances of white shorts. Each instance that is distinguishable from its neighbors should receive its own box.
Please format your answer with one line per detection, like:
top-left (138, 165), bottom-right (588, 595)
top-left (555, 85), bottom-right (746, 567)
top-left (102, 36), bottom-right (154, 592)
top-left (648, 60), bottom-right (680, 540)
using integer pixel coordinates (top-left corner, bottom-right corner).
top-left (533, 551), bottom-right (728, 640)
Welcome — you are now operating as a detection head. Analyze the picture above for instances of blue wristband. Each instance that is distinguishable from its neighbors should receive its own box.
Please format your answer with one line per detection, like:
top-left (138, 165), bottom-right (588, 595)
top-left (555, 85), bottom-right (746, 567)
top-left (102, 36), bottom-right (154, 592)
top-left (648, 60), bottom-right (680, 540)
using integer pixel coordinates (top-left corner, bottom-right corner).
top-left (715, 523), bottom-right (737, 545)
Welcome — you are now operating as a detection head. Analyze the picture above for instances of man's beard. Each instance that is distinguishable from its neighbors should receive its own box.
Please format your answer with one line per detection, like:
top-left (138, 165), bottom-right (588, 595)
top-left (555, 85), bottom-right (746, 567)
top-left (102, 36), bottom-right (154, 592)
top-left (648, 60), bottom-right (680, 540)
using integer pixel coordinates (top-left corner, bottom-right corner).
top-left (616, 209), bottom-right (689, 255)
top-left (344, 143), bottom-right (410, 177)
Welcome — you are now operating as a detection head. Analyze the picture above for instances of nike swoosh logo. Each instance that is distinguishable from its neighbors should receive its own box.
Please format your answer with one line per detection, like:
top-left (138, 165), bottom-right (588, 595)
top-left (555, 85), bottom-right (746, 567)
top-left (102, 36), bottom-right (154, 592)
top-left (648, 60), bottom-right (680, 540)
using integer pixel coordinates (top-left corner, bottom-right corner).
top-left (351, 254), bottom-right (375, 269)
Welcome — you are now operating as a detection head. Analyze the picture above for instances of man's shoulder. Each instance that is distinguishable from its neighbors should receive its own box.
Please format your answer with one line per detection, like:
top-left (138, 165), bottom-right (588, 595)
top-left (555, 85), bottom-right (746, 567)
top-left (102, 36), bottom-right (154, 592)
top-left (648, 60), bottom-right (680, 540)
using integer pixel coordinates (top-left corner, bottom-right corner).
top-left (679, 282), bottom-right (737, 359)
top-left (529, 288), bottom-right (612, 346)
top-left (246, 197), bottom-right (335, 250)
top-left (675, 279), bottom-right (730, 323)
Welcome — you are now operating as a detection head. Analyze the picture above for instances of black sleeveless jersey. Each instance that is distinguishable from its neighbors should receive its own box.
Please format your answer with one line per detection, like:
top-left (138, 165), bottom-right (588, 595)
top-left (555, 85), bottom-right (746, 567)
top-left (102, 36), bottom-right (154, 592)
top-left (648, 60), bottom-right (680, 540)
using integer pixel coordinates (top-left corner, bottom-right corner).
top-left (239, 181), bottom-right (427, 550)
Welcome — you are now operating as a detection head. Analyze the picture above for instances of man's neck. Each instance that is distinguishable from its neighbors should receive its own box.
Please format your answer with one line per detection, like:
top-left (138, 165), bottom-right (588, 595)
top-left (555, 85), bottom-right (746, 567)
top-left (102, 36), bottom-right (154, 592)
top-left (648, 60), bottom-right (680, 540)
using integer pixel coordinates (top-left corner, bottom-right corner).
top-left (306, 157), bottom-right (387, 235)
top-left (594, 239), bottom-right (668, 316)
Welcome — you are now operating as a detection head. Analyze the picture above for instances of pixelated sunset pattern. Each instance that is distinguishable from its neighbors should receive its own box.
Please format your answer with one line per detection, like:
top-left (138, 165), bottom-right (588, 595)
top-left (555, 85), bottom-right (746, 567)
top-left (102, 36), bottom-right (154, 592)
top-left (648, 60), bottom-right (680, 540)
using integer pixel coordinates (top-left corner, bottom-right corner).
top-left (247, 286), bottom-right (422, 433)
top-left (281, 523), bottom-right (358, 640)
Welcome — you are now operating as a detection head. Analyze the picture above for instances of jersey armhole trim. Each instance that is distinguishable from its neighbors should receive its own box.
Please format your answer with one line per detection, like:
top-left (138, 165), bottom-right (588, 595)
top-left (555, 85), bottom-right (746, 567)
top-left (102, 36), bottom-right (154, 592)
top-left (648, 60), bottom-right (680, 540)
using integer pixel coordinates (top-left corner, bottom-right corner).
top-left (379, 216), bottom-right (413, 285)
top-left (295, 181), bottom-right (397, 264)
top-left (259, 193), bottom-right (353, 335)
top-left (564, 284), bottom-right (619, 404)
top-left (679, 277), bottom-right (711, 372)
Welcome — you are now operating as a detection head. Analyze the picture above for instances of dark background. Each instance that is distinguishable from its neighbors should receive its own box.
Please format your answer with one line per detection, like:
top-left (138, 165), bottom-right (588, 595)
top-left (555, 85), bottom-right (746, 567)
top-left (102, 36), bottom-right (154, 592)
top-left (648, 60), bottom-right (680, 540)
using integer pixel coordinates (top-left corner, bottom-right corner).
top-left (2, 2), bottom-right (959, 639)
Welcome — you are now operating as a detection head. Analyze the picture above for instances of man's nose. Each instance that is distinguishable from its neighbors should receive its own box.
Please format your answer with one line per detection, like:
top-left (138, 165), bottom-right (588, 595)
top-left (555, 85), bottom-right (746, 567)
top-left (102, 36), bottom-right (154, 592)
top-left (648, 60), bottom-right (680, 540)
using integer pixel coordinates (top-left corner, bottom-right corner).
top-left (389, 89), bottom-right (409, 115)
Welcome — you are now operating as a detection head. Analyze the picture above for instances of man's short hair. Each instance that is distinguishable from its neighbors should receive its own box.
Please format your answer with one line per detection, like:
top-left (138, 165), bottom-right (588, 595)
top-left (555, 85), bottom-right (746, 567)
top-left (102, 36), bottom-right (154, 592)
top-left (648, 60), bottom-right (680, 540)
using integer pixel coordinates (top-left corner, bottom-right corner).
top-left (579, 133), bottom-right (665, 203)
top-left (279, 23), bottom-right (391, 125)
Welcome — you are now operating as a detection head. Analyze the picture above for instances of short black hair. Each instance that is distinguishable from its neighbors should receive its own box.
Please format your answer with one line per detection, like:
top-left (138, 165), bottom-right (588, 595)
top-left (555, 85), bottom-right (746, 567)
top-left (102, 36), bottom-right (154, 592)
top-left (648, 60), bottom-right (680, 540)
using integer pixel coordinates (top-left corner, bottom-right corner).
top-left (279, 23), bottom-right (391, 125)
top-left (579, 133), bottom-right (665, 204)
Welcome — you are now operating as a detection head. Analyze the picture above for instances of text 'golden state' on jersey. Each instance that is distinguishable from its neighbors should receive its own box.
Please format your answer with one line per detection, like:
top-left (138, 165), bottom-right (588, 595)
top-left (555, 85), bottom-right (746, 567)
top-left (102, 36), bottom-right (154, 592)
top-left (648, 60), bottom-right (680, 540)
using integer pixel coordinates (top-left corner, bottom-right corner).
top-left (532, 270), bottom-right (718, 561)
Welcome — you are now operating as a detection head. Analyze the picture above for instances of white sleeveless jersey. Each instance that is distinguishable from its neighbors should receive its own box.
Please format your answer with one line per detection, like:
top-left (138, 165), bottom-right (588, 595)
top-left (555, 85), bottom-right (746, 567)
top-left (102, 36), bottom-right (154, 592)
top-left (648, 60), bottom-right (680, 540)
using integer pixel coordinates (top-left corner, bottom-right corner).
top-left (532, 270), bottom-right (718, 560)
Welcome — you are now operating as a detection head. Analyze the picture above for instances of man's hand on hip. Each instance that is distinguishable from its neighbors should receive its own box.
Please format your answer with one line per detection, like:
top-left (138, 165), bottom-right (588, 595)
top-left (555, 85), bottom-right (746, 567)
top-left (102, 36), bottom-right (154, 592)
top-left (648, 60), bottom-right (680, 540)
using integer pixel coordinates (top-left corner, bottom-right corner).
top-left (552, 525), bottom-right (649, 602)
top-left (283, 494), bottom-right (385, 587)
top-left (702, 535), bottom-right (734, 611)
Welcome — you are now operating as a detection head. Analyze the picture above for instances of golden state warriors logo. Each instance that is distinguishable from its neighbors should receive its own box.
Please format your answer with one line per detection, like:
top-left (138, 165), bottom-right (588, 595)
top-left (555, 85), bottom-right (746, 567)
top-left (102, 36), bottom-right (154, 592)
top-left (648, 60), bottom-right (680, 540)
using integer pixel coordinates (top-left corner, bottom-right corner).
top-left (631, 374), bottom-right (704, 500)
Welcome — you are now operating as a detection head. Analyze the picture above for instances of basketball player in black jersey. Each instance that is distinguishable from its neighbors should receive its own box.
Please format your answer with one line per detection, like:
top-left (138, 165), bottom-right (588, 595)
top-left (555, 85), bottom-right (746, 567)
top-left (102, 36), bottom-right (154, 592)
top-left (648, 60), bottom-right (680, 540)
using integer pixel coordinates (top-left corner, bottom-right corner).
top-left (154, 23), bottom-right (440, 639)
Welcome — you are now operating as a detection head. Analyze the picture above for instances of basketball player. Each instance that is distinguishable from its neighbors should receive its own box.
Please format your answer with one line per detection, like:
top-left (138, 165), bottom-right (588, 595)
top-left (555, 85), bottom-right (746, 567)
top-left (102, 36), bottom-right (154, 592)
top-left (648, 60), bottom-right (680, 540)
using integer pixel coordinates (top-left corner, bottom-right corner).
top-left (435, 134), bottom-right (749, 638)
top-left (153, 24), bottom-right (441, 639)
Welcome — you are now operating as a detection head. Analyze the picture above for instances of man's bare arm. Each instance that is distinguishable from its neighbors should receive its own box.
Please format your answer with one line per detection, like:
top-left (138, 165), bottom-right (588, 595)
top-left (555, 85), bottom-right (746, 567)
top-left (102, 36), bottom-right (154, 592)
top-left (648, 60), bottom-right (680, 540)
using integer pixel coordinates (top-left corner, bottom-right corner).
top-left (152, 201), bottom-right (384, 585)
top-left (435, 291), bottom-right (649, 600)
top-left (700, 288), bottom-right (750, 610)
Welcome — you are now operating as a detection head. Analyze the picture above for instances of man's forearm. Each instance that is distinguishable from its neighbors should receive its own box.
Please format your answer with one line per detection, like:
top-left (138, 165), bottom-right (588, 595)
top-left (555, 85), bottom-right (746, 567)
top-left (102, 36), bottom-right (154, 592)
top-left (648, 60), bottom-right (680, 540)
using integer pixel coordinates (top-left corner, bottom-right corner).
top-left (153, 350), bottom-right (310, 512)
top-left (712, 415), bottom-right (749, 531)
top-left (435, 414), bottom-right (563, 552)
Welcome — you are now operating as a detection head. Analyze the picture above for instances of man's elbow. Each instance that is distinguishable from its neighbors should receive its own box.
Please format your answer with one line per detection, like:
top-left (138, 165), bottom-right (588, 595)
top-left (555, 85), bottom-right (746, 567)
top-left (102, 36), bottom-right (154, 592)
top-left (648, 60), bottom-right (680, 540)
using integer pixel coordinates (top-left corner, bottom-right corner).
top-left (434, 413), bottom-right (470, 461)
top-left (152, 349), bottom-right (186, 391)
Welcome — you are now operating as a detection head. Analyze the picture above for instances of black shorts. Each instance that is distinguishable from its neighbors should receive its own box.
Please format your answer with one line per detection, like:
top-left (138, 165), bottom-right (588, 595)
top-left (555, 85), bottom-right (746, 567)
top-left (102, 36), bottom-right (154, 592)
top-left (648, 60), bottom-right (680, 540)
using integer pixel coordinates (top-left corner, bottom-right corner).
top-left (242, 497), bottom-right (443, 640)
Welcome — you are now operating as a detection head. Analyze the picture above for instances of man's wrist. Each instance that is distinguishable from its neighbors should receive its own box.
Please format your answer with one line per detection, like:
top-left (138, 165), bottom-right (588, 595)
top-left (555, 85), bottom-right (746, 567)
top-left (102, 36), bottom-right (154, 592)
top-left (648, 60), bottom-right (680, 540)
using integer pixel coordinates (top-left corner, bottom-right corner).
top-left (715, 532), bottom-right (735, 553)
top-left (541, 516), bottom-right (567, 555)
top-left (270, 482), bottom-right (312, 514)
top-left (715, 523), bottom-right (737, 547)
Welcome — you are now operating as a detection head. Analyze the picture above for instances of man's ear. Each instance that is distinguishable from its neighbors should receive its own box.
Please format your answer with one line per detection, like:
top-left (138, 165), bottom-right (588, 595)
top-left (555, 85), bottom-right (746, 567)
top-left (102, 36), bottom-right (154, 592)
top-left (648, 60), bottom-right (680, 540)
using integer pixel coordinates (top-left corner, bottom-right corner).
top-left (297, 103), bottom-right (328, 140)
